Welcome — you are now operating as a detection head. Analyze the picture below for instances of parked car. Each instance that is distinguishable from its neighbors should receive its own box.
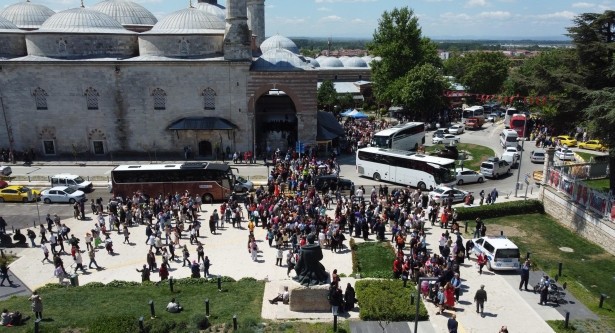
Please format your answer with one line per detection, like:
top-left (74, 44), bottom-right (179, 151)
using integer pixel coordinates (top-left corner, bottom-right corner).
top-left (455, 168), bottom-right (485, 185)
top-left (555, 147), bottom-right (575, 161)
top-left (432, 128), bottom-right (449, 138)
top-left (471, 236), bottom-right (520, 271)
top-left (556, 135), bottom-right (577, 147)
top-left (433, 134), bottom-right (460, 145)
top-left (480, 157), bottom-right (511, 179)
top-left (0, 180), bottom-right (7, 189)
top-left (40, 186), bottom-right (85, 204)
top-left (530, 150), bottom-right (546, 163)
top-left (501, 147), bottom-right (520, 167)
top-left (486, 112), bottom-right (499, 122)
top-left (233, 176), bottom-right (254, 193)
top-left (428, 186), bottom-right (468, 204)
top-left (448, 124), bottom-right (465, 135)
top-left (0, 185), bottom-right (40, 202)
top-left (578, 140), bottom-right (607, 151)
top-left (0, 166), bottom-right (11, 176)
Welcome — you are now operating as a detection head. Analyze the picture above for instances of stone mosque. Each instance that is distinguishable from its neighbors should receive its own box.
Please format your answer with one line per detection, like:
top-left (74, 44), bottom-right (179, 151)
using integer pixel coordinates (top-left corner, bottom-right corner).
top-left (0, 0), bottom-right (373, 159)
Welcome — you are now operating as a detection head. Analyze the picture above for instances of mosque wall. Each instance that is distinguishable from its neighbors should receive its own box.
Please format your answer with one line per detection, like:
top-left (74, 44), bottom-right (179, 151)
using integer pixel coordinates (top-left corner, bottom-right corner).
top-left (26, 34), bottom-right (139, 58)
top-left (138, 34), bottom-right (224, 58)
top-left (0, 60), bottom-right (252, 157)
top-left (0, 34), bottom-right (26, 58)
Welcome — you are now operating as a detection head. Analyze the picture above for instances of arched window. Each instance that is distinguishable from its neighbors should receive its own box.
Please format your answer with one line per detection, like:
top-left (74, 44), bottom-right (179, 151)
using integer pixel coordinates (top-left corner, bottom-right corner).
top-left (202, 88), bottom-right (216, 110)
top-left (84, 87), bottom-right (99, 110)
top-left (57, 39), bottom-right (67, 54)
top-left (152, 88), bottom-right (166, 110)
top-left (32, 87), bottom-right (48, 110)
top-left (179, 38), bottom-right (190, 56)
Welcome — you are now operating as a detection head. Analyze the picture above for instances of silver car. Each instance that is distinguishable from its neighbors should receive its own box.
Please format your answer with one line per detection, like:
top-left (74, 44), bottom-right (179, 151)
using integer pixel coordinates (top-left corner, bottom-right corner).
top-left (234, 176), bottom-right (254, 193)
top-left (530, 150), bottom-right (546, 163)
top-left (41, 186), bottom-right (85, 204)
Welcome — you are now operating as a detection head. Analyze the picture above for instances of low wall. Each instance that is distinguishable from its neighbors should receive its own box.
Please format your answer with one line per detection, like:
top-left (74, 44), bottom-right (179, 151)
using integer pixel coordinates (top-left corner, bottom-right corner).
top-left (542, 186), bottom-right (615, 255)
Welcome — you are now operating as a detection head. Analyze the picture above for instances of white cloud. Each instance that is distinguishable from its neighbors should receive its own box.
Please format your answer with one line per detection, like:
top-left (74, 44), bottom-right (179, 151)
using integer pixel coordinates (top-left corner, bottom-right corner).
top-left (533, 11), bottom-right (577, 20)
top-left (440, 12), bottom-right (472, 21)
top-left (317, 7), bottom-right (332, 12)
top-left (571, 2), bottom-right (596, 8)
top-left (466, 0), bottom-right (488, 7)
top-left (351, 18), bottom-right (366, 24)
top-left (319, 15), bottom-right (344, 22)
top-left (477, 11), bottom-right (512, 19)
top-left (315, 0), bottom-right (377, 3)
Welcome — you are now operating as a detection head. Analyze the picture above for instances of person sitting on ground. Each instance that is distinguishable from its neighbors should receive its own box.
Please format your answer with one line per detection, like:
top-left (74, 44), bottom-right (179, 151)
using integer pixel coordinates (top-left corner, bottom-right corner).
top-left (1, 309), bottom-right (13, 326)
top-left (268, 286), bottom-right (290, 305)
top-left (166, 298), bottom-right (183, 313)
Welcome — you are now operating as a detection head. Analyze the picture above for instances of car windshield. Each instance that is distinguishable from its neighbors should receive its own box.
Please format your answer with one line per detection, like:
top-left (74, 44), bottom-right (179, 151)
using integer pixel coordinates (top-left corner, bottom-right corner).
top-left (481, 163), bottom-right (493, 169)
top-left (64, 187), bottom-right (77, 194)
top-left (74, 177), bottom-right (85, 184)
top-left (236, 176), bottom-right (247, 183)
top-left (18, 187), bottom-right (31, 193)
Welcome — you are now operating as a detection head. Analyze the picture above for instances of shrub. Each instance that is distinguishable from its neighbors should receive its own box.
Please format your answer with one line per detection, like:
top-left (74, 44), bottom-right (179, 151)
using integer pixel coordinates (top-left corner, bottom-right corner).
top-left (355, 280), bottom-right (428, 322)
top-left (456, 199), bottom-right (544, 221)
top-left (82, 282), bottom-right (105, 288)
top-left (89, 315), bottom-right (139, 333)
top-left (352, 242), bottom-right (395, 278)
top-left (192, 313), bottom-right (210, 330)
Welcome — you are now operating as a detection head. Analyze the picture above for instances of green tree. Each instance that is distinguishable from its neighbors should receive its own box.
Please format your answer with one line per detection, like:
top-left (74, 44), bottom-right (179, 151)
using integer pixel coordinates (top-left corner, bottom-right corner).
top-left (368, 7), bottom-right (441, 109)
top-left (317, 79), bottom-right (337, 111)
top-left (399, 64), bottom-right (449, 120)
top-left (338, 93), bottom-right (355, 110)
top-left (445, 52), bottom-right (510, 94)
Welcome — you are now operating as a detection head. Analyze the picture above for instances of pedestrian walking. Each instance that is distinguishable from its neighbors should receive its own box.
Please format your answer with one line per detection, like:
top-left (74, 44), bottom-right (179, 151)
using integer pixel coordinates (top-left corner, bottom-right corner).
top-left (0, 262), bottom-right (13, 286)
top-left (203, 256), bottom-right (211, 277)
top-left (182, 245), bottom-right (190, 267)
top-left (136, 264), bottom-right (151, 282)
top-left (73, 252), bottom-right (86, 273)
top-left (477, 252), bottom-right (487, 275)
top-left (519, 259), bottom-right (531, 291)
top-left (447, 313), bottom-right (458, 333)
top-left (490, 188), bottom-right (499, 204)
top-left (122, 224), bottom-right (130, 244)
top-left (39, 225), bottom-right (48, 244)
top-left (276, 247), bottom-right (283, 266)
top-left (474, 285), bottom-right (487, 315)
top-left (88, 249), bottom-right (101, 269)
top-left (41, 244), bottom-right (52, 263)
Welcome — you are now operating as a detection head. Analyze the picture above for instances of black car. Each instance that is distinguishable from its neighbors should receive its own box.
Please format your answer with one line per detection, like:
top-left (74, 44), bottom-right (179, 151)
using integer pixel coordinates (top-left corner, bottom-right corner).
top-left (314, 176), bottom-right (355, 195)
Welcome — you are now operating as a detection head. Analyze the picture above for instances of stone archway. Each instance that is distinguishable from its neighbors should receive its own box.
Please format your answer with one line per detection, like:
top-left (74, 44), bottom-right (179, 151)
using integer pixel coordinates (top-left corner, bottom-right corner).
top-left (198, 140), bottom-right (213, 158)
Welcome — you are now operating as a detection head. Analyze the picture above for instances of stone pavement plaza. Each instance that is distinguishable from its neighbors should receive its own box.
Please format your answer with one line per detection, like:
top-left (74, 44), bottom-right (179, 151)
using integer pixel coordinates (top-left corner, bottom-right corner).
top-left (6, 200), bottom-right (564, 332)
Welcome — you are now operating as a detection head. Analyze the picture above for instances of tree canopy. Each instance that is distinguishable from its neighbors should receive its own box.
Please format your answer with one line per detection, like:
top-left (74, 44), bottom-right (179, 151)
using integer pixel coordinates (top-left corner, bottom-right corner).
top-left (368, 7), bottom-right (442, 117)
top-left (444, 52), bottom-right (510, 94)
top-left (317, 80), bottom-right (337, 111)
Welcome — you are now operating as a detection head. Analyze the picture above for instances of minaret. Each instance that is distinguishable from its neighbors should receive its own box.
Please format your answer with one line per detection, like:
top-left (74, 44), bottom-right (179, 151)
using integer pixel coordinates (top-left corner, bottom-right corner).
top-left (224, 0), bottom-right (251, 60)
top-left (247, 0), bottom-right (265, 48)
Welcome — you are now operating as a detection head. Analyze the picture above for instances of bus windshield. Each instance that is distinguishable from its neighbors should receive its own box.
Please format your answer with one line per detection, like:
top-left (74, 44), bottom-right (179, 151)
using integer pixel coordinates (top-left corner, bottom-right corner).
top-left (511, 119), bottom-right (525, 127)
top-left (434, 163), bottom-right (456, 184)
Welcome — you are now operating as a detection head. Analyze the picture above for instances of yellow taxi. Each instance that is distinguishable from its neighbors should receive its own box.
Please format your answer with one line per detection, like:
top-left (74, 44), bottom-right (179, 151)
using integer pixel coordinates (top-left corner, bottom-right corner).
top-left (556, 135), bottom-right (577, 147)
top-left (578, 139), bottom-right (607, 151)
top-left (0, 185), bottom-right (41, 203)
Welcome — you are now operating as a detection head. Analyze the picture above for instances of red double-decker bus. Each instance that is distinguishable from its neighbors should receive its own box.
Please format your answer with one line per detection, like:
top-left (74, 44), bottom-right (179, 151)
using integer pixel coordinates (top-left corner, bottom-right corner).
top-left (110, 162), bottom-right (234, 203)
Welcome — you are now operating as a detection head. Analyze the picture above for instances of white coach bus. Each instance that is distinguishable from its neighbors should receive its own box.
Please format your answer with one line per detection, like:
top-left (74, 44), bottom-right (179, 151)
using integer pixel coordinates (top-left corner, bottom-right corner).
top-left (371, 122), bottom-right (426, 151)
top-left (356, 147), bottom-right (457, 190)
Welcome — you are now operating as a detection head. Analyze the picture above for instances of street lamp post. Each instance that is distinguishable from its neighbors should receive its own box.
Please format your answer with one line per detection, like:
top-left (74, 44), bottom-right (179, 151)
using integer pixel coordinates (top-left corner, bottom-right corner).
top-left (514, 117), bottom-right (528, 197)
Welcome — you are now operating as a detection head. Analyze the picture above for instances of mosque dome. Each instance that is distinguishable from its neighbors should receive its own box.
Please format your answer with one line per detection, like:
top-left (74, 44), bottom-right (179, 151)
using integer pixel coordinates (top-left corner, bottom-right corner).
top-left (0, 15), bottom-right (21, 31)
top-left (305, 57), bottom-right (320, 68)
top-left (341, 56), bottom-right (368, 68)
top-left (149, 7), bottom-right (225, 33)
top-left (0, 0), bottom-right (55, 30)
top-left (361, 55), bottom-right (372, 64)
top-left (260, 34), bottom-right (299, 54)
top-left (318, 57), bottom-right (344, 68)
top-left (252, 48), bottom-right (312, 71)
top-left (91, 0), bottom-right (157, 28)
top-left (194, 0), bottom-right (225, 21)
top-left (38, 7), bottom-right (130, 33)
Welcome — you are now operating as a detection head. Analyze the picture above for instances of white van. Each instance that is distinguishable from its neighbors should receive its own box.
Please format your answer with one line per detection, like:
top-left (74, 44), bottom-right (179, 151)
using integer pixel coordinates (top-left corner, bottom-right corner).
top-left (472, 236), bottom-right (520, 271)
top-left (50, 174), bottom-right (93, 192)
top-left (500, 129), bottom-right (518, 148)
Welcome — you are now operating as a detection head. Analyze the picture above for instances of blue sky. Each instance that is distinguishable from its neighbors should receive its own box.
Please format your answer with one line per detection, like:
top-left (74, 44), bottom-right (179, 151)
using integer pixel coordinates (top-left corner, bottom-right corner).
top-left (16, 0), bottom-right (615, 39)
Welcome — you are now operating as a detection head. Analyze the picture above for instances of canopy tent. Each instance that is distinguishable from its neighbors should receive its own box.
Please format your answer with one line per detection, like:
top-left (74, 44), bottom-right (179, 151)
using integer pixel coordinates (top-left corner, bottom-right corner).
top-left (340, 108), bottom-right (354, 116)
top-left (317, 111), bottom-right (345, 141)
top-left (346, 110), bottom-right (368, 119)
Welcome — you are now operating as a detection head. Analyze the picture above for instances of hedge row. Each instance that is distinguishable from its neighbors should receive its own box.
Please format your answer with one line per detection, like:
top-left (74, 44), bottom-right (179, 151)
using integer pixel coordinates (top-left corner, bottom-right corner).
top-left (37, 276), bottom-right (239, 292)
top-left (355, 279), bottom-right (429, 322)
top-left (456, 199), bottom-right (544, 221)
top-left (89, 314), bottom-right (209, 333)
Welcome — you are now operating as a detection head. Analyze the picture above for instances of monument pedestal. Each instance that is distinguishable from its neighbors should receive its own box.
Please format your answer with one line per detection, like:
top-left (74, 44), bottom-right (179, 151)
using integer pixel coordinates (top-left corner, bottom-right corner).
top-left (289, 284), bottom-right (330, 312)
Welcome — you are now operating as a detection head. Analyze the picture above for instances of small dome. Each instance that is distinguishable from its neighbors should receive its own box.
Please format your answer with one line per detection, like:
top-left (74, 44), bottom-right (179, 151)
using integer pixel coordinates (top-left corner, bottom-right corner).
top-left (0, 1), bottom-right (55, 30)
top-left (342, 56), bottom-right (368, 68)
top-left (92, 0), bottom-right (157, 27)
top-left (252, 48), bottom-right (312, 71)
top-left (319, 57), bottom-right (344, 68)
top-left (149, 7), bottom-right (225, 33)
top-left (0, 15), bottom-right (20, 31)
top-left (39, 7), bottom-right (130, 33)
top-left (305, 57), bottom-right (320, 68)
top-left (194, 1), bottom-right (225, 21)
top-left (362, 55), bottom-right (372, 63)
top-left (260, 34), bottom-right (299, 54)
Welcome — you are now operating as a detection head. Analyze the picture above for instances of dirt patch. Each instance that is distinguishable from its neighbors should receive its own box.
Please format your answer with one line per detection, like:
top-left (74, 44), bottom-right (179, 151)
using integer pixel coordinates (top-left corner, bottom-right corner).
top-left (484, 224), bottom-right (528, 238)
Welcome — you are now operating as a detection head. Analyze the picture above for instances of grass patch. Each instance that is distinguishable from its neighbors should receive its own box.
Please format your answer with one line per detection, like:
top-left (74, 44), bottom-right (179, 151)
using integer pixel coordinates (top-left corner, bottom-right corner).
top-left (426, 143), bottom-right (495, 171)
top-left (355, 279), bottom-right (428, 321)
top-left (479, 214), bottom-right (615, 331)
top-left (548, 319), bottom-right (614, 333)
top-left (352, 241), bottom-right (395, 278)
top-left (583, 178), bottom-right (610, 193)
top-left (0, 278), bottom-right (265, 333)
top-left (262, 321), bottom-right (350, 332)
top-left (575, 151), bottom-right (598, 163)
